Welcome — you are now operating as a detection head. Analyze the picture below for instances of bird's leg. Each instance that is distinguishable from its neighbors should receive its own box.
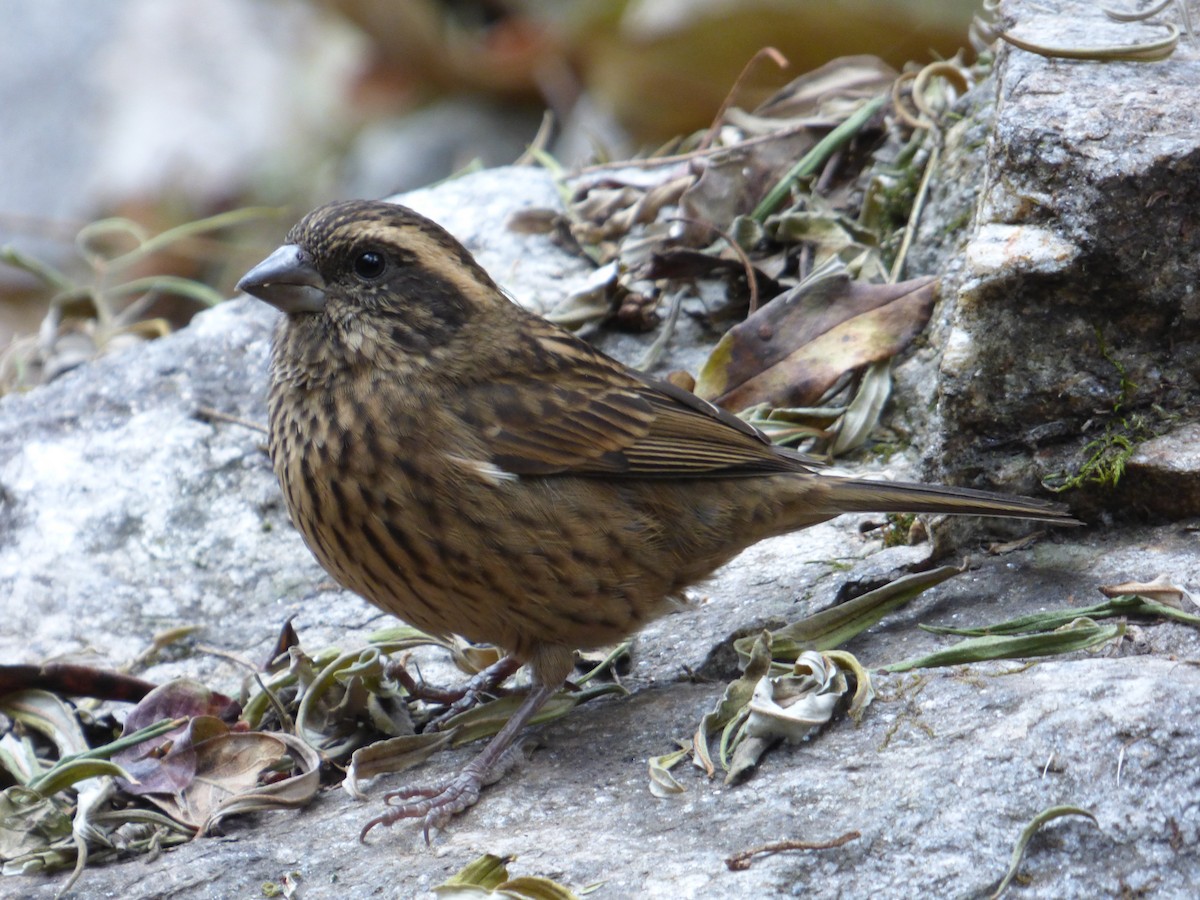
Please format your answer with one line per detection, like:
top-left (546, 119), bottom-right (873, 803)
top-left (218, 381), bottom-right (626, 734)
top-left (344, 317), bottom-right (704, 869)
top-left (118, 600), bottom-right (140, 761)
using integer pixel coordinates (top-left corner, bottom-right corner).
top-left (387, 654), bottom-right (521, 718)
top-left (428, 655), bottom-right (522, 729)
top-left (359, 679), bottom-right (559, 844)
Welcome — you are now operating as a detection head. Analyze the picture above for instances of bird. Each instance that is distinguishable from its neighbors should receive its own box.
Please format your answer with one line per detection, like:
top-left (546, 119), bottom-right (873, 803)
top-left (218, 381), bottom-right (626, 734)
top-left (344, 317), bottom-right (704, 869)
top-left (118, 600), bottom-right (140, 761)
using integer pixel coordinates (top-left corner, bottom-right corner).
top-left (237, 199), bottom-right (1077, 841)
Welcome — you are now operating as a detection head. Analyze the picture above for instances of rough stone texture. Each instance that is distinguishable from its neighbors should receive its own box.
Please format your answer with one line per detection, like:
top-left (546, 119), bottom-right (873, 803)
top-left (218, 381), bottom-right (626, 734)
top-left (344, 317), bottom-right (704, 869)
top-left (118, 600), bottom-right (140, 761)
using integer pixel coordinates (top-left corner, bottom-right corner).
top-left (910, 0), bottom-right (1200, 514)
top-left (1120, 422), bottom-right (1200, 518)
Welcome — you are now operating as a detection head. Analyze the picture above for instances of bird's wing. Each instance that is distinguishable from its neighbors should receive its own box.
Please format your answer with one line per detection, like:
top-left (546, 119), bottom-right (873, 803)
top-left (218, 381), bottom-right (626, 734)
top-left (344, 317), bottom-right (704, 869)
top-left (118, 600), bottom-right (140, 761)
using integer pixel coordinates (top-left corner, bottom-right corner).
top-left (454, 331), bottom-right (812, 479)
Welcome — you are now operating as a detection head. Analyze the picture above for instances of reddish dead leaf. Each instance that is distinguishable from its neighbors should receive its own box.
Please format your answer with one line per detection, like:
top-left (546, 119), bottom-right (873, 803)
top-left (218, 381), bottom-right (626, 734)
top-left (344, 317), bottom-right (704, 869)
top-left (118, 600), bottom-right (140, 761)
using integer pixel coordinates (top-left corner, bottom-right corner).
top-left (694, 274), bottom-right (937, 411)
top-left (113, 679), bottom-right (319, 830)
top-left (114, 679), bottom-right (244, 796)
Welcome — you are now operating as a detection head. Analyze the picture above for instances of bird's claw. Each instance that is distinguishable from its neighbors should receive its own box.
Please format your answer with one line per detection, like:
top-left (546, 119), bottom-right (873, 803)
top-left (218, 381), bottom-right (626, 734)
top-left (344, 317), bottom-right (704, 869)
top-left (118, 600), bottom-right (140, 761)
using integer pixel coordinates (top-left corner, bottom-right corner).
top-left (358, 770), bottom-right (484, 845)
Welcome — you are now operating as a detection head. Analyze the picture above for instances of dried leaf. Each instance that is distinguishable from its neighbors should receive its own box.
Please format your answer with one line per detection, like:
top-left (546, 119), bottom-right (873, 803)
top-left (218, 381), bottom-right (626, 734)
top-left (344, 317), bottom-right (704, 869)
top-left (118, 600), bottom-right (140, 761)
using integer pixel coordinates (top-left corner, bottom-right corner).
top-left (695, 273), bottom-right (937, 411)
top-left (693, 631), bottom-right (773, 777)
top-left (749, 55), bottom-right (898, 122)
top-left (543, 261), bottom-right (619, 329)
top-left (823, 651), bottom-right (874, 723)
top-left (202, 733), bottom-right (321, 833)
top-left (119, 679), bottom-right (240, 737)
top-left (647, 742), bottom-right (691, 798)
top-left (0, 786), bottom-right (71, 862)
top-left (1098, 574), bottom-right (1195, 609)
top-left (435, 853), bottom-right (580, 900)
top-left (110, 680), bottom-right (321, 832)
top-left (725, 650), bottom-right (870, 784)
top-left (679, 129), bottom-right (818, 237)
top-left (0, 690), bottom-right (90, 767)
top-left (343, 732), bottom-right (457, 800)
top-left (745, 651), bottom-right (848, 744)
top-left (828, 359), bottom-right (892, 455)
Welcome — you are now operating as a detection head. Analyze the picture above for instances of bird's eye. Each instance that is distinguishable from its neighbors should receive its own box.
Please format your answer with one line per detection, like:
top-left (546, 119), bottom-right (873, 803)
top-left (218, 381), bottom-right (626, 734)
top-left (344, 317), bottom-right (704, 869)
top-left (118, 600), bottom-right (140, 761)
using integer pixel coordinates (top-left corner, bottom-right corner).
top-left (353, 250), bottom-right (386, 280)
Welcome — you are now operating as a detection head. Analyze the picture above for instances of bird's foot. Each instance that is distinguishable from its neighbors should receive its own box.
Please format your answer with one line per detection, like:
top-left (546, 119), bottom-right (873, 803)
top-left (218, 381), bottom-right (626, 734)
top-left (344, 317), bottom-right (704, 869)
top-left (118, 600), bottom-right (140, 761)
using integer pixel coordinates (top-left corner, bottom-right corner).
top-left (359, 674), bottom-right (560, 845)
top-left (359, 768), bottom-right (484, 845)
top-left (357, 753), bottom-right (523, 844)
top-left (427, 656), bottom-right (522, 730)
top-left (386, 655), bottom-right (521, 726)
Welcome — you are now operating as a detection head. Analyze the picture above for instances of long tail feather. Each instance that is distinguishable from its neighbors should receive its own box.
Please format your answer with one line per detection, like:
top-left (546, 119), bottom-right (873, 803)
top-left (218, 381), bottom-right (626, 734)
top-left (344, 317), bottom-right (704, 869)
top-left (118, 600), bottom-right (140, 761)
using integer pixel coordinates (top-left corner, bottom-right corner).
top-left (815, 477), bottom-right (1079, 525)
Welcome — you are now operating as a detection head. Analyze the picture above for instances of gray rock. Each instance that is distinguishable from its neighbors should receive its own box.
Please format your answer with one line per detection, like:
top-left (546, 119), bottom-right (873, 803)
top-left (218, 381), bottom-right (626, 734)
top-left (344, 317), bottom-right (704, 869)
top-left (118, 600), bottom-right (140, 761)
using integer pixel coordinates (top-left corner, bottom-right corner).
top-left (338, 97), bottom-right (547, 198)
top-left (1120, 422), bottom-right (1200, 518)
top-left (916, 0), bottom-right (1200, 512)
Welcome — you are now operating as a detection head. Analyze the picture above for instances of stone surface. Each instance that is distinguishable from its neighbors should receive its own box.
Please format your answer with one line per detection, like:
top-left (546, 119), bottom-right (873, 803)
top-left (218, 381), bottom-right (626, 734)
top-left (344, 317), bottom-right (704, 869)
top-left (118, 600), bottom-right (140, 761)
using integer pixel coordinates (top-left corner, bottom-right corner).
top-left (0, 0), bottom-right (363, 258)
top-left (910, 0), bottom-right (1200, 516)
top-left (1120, 422), bottom-right (1200, 518)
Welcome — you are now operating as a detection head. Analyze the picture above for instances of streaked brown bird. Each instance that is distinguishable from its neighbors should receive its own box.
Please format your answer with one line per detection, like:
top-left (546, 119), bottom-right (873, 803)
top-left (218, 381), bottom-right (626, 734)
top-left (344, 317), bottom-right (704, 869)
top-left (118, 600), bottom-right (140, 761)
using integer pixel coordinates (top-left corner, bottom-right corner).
top-left (238, 200), bottom-right (1076, 840)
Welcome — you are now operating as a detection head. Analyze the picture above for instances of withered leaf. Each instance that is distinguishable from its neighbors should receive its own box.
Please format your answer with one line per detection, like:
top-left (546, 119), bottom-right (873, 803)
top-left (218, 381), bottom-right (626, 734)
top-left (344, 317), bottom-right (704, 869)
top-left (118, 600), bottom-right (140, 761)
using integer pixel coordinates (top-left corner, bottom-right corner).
top-left (113, 680), bottom-right (241, 796)
top-left (750, 54), bottom-right (899, 122)
top-left (111, 679), bottom-right (318, 832)
top-left (695, 273), bottom-right (937, 411)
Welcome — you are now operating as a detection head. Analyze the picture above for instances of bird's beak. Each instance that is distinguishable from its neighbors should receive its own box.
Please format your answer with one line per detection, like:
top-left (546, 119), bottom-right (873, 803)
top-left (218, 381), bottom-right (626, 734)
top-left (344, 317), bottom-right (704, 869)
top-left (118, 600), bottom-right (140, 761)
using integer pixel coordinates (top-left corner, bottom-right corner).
top-left (237, 244), bottom-right (327, 314)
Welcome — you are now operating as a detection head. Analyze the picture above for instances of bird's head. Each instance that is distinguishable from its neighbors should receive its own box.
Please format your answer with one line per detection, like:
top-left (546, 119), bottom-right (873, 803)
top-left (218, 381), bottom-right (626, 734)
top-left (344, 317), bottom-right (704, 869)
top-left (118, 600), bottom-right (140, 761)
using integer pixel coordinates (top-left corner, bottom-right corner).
top-left (239, 200), bottom-right (506, 371)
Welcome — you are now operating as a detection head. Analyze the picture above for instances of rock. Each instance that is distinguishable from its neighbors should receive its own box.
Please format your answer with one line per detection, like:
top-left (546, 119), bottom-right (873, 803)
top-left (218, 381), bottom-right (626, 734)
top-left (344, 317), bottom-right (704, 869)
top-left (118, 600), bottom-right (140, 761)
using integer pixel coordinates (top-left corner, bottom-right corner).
top-left (338, 97), bottom-right (548, 198)
top-left (910, 0), bottom-right (1200, 520)
top-left (0, 0), bottom-right (362, 277)
top-left (1120, 422), bottom-right (1200, 518)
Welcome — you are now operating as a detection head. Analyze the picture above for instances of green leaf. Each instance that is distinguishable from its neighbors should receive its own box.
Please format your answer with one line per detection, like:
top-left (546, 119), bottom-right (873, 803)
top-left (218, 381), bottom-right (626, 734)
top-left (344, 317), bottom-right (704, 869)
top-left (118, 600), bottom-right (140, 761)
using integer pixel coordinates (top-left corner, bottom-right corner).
top-left (734, 565), bottom-right (963, 664)
top-left (752, 94), bottom-right (887, 220)
top-left (885, 620), bottom-right (1124, 673)
top-left (988, 806), bottom-right (1098, 899)
top-left (921, 594), bottom-right (1200, 636)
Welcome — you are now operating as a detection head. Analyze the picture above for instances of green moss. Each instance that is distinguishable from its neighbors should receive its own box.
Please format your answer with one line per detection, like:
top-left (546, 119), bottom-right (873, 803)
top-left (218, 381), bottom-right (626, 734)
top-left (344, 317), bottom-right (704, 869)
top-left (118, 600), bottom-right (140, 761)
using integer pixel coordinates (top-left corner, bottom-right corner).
top-left (881, 513), bottom-right (918, 547)
top-left (1045, 414), bottom-right (1150, 492)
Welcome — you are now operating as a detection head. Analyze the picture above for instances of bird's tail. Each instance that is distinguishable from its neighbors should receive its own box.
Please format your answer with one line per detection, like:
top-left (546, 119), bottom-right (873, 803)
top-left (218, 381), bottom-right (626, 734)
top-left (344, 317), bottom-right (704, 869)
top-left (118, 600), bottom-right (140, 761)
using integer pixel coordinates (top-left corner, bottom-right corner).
top-left (801, 476), bottom-right (1079, 525)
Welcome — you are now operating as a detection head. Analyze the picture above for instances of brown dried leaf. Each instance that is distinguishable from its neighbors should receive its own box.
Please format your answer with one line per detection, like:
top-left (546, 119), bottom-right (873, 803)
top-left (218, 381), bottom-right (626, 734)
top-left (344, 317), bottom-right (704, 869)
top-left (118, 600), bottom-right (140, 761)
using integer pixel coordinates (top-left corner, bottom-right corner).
top-left (679, 128), bottom-right (818, 238)
top-left (694, 273), bottom-right (937, 411)
top-left (343, 732), bottom-right (457, 800)
top-left (201, 733), bottom-right (321, 833)
top-left (749, 54), bottom-right (899, 122)
top-left (114, 680), bottom-right (241, 796)
top-left (1098, 575), bottom-right (1195, 609)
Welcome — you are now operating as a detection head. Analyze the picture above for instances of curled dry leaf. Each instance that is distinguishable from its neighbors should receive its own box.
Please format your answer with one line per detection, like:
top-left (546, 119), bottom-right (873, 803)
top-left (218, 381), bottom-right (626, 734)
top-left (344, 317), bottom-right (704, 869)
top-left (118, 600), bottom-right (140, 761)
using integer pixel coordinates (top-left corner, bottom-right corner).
top-left (1098, 574), bottom-right (1195, 610)
top-left (693, 631), bottom-right (774, 778)
top-left (201, 733), bottom-right (321, 834)
top-left (343, 731), bottom-right (457, 801)
top-left (694, 273), bottom-right (937, 411)
top-left (725, 650), bottom-right (868, 784)
top-left (647, 742), bottom-right (692, 798)
top-left (745, 651), bottom-right (850, 744)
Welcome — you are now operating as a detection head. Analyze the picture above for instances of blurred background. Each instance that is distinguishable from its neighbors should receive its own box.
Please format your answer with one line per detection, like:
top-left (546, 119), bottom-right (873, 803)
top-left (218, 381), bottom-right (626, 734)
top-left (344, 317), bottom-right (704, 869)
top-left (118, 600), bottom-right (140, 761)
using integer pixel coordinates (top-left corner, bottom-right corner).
top-left (0, 0), bottom-right (980, 387)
